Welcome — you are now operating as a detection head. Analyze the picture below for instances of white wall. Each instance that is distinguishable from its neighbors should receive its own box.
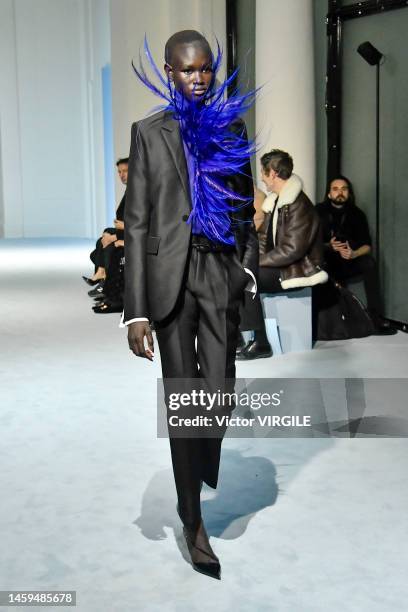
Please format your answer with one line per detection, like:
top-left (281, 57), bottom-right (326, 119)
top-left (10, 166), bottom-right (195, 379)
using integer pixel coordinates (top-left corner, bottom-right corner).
top-left (256, 0), bottom-right (316, 200)
top-left (110, 0), bottom-right (226, 201)
top-left (0, 0), bottom-right (111, 238)
top-left (15, 0), bottom-right (90, 237)
top-left (0, 0), bottom-right (24, 237)
top-left (82, 0), bottom-right (113, 233)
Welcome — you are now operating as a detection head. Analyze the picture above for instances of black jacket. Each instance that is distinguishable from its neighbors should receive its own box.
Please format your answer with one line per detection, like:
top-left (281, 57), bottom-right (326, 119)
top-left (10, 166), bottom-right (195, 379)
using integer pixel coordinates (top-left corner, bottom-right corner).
top-left (124, 110), bottom-right (258, 322)
top-left (315, 201), bottom-right (372, 250)
top-left (115, 193), bottom-right (126, 241)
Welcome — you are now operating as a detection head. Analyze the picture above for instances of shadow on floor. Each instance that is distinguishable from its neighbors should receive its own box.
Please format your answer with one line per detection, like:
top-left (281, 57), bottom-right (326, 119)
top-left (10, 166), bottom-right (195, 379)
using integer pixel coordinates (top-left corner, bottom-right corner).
top-left (133, 448), bottom-right (278, 543)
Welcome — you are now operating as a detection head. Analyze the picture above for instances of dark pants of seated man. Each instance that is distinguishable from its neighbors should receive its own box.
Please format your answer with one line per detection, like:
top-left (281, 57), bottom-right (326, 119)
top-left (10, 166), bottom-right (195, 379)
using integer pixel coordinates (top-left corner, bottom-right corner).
top-left (324, 249), bottom-right (382, 316)
top-left (240, 266), bottom-right (281, 344)
top-left (103, 247), bottom-right (124, 304)
top-left (90, 233), bottom-right (116, 272)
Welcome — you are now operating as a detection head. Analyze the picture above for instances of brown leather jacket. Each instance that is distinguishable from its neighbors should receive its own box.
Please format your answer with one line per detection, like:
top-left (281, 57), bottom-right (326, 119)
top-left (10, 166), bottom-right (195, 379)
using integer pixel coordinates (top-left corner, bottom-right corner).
top-left (258, 177), bottom-right (328, 290)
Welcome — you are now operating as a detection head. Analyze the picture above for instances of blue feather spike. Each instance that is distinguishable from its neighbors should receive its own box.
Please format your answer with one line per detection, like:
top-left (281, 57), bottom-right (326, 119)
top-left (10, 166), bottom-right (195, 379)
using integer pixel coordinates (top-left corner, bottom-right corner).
top-left (132, 37), bottom-right (260, 244)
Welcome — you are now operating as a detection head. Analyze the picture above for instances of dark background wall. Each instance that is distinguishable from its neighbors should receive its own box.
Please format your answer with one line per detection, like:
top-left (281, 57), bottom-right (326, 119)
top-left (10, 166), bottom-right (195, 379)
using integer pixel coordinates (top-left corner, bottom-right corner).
top-left (312, 0), bottom-right (408, 322)
top-left (230, 0), bottom-right (407, 321)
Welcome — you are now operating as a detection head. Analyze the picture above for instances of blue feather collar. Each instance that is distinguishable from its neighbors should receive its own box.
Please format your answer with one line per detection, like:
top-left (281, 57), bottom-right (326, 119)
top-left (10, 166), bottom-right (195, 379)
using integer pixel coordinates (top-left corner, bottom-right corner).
top-left (132, 38), bottom-right (257, 244)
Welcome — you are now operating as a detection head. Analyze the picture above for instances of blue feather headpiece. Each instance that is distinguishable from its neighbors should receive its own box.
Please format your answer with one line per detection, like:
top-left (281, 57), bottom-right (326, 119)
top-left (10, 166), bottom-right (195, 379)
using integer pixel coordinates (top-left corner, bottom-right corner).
top-left (132, 37), bottom-right (258, 244)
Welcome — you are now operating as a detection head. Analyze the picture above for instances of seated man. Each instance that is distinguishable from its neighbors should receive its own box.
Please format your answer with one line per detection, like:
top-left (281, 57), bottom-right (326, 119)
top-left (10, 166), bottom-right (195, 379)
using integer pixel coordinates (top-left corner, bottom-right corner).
top-left (83, 157), bottom-right (128, 287)
top-left (92, 240), bottom-right (125, 313)
top-left (92, 185), bottom-right (126, 313)
top-left (316, 176), bottom-right (396, 335)
top-left (238, 149), bottom-right (328, 360)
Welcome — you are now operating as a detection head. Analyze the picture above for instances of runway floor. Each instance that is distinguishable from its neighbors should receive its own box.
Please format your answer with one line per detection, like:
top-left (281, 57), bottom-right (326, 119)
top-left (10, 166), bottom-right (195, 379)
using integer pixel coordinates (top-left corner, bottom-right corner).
top-left (1, 238), bottom-right (408, 612)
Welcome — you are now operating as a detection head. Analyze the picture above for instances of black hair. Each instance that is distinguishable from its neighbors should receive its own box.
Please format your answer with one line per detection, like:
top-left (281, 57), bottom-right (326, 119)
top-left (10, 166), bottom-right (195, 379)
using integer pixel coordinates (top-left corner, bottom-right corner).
top-left (164, 30), bottom-right (212, 65)
top-left (260, 149), bottom-right (294, 180)
top-left (116, 157), bottom-right (129, 166)
top-left (325, 175), bottom-right (355, 206)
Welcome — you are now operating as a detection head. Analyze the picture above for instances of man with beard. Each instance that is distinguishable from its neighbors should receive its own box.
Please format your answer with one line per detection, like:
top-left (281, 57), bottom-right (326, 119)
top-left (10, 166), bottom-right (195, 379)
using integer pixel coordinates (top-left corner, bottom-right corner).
top-left (316, 176), bottom-right (396, 334)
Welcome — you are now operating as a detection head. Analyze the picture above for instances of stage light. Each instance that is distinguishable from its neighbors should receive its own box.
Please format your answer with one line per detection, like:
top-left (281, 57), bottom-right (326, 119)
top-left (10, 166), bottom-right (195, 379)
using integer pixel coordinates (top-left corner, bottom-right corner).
top-left (356, 41), bottom-right (384, 267)
top-left (357, 41), bottom-right (383, 66)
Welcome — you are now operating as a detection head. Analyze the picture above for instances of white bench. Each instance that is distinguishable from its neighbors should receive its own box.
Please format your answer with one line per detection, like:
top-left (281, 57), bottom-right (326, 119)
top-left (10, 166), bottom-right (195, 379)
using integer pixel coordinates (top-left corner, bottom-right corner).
top-left (263, 288), bottom-right (312, 354)
top-left (243, 288), bottom-right (313, 354)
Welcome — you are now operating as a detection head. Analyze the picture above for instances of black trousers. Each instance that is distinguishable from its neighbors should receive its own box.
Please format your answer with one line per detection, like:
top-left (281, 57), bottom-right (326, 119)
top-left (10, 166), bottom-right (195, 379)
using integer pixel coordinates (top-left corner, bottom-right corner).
top-left (90, 228), bottom-right (116, 271)
top-left (324, 250), bottom-right (383, 315)
top-left (240, 266), bottom-right (281, 333)
top-left (154, 247), bottom-right (248, 529)
top-left (103, 247), bottom-right (124, 303)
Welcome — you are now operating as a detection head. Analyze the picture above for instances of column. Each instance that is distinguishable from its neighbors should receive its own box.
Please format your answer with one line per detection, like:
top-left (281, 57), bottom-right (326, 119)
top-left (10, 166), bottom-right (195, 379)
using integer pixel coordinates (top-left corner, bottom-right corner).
top-left (255, 0), bottom-right (316, 200)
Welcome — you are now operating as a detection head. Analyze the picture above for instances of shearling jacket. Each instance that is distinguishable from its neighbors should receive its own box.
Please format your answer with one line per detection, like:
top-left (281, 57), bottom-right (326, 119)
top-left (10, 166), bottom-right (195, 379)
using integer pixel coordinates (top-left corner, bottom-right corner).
top-left (258, 174), bottom-right (328, 290)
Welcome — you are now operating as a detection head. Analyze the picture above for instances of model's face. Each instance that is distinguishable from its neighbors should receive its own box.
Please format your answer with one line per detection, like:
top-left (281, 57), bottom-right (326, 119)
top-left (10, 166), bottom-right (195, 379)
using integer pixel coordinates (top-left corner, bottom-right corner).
top-left (329, 179), bottom-right (349, 204)
top-left (117, 163), bottom-right (128, 185)
top-left (261, 166), bottom-right (277, 192)
top-left (165, 43), bottom-right (213, 100)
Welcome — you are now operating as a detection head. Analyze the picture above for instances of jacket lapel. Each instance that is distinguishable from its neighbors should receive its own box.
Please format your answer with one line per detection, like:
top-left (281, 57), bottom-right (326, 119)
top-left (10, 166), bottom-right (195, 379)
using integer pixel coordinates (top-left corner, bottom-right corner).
top-left (161, 113), bottom-right (191, 203)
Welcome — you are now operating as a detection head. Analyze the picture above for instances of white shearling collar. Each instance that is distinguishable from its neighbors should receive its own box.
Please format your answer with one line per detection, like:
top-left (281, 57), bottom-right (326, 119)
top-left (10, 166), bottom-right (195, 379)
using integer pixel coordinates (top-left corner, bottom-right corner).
top-left (261, 174), bottom-right (303, 213)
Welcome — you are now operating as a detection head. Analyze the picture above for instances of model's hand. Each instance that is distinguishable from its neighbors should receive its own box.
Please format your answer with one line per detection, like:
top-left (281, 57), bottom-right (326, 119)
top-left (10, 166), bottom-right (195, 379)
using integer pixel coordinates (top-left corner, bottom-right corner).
top-left (338, 241), bottom-right (355, 260)
top-left (114, 239), bottom-right (124, 248)
top-left (114, 219), bottom-right (124, 230)
top-left (128, 321), bottom-right (154, 361)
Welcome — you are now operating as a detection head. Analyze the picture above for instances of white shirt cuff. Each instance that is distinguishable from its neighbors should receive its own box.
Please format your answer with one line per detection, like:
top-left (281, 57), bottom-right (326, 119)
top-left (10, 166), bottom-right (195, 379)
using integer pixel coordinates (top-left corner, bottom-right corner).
top-left (119, 311), bottom-right (149, 328)
top-left (119, 268), bottom-right (257, 328)
top-left (244, 268), bottom-right (257, 297)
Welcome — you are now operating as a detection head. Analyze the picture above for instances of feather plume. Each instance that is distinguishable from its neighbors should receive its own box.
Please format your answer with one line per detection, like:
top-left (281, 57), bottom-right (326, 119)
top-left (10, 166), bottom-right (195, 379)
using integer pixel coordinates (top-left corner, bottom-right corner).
top-left (132, 37), bottom-right (258, 244)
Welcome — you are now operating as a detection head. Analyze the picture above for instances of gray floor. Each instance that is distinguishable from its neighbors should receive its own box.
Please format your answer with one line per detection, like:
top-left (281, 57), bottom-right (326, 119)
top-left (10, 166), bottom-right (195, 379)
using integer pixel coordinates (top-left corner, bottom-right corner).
top-left (1, 238), bottom-right (408, 612)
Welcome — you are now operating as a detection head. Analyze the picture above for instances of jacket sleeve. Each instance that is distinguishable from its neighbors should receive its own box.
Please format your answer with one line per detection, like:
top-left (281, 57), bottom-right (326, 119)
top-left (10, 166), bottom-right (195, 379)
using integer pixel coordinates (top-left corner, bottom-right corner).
top-left (123, 122), bottom-right (150, 321)
top-left (232, 121), bottom-right (259, 278)
top-left (260, 201), bottom-right (318, 268)
top-left (241, 205), bottom-right (259, 278)
top-left (257, 214), bottom-right (269, 256)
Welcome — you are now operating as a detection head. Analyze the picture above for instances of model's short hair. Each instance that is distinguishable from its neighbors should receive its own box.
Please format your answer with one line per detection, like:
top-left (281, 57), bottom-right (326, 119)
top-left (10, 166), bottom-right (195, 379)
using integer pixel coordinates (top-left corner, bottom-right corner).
top-left (260, 149), bottom-right (294, 180)
top-left (116, 157), bottom-right (129, 166)
top-left (164, 30), bottom-right (212, 65)
top-left (326, 175), bottom-right (355, 205)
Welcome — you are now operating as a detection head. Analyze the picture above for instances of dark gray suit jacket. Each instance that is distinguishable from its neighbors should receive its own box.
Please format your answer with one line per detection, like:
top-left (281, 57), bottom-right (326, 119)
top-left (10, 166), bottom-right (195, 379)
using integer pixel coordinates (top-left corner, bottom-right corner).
top-left (124, 110), bottom-right (258, 322)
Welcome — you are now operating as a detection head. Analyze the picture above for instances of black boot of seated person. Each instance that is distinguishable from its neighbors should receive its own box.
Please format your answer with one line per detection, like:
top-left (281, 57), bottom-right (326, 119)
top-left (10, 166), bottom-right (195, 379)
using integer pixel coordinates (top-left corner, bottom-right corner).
top-left (237, 338), bottom-right (272, 360)
top-left (93, 300), bottom-right (123, 314)
top-left (88, 282), bottom-right (105, 298)
top-left (235, 332), bottom-right (247, 357)
top-left (82, 275), bottom-right (101, 286)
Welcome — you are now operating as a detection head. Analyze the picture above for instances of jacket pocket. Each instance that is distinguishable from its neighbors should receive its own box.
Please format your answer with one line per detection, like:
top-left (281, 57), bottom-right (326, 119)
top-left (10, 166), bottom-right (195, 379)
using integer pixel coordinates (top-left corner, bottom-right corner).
top-left (146, 235), bottom-right (160, 255)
